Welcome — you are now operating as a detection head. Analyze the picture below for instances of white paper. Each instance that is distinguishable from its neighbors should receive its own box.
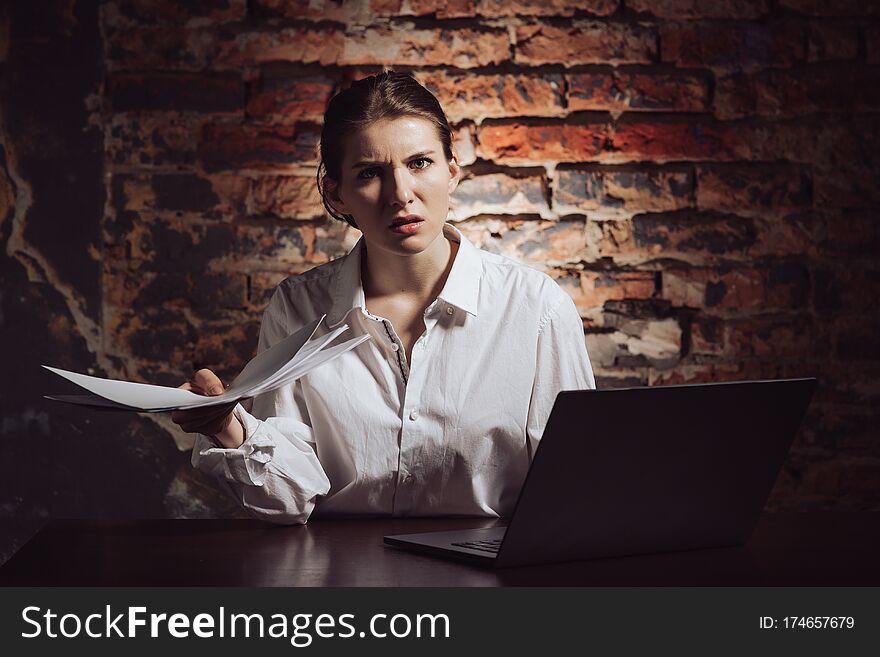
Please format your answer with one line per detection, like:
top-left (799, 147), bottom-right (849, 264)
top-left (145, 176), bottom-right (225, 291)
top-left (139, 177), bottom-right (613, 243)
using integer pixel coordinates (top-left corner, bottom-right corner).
top-left (44, 315), bottom-right (371, 412)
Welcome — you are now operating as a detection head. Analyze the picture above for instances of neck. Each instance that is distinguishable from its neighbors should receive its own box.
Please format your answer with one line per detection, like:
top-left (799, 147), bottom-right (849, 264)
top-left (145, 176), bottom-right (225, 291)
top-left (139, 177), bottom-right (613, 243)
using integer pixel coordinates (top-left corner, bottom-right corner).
top-left (361, 229), bottom-right (458, 304)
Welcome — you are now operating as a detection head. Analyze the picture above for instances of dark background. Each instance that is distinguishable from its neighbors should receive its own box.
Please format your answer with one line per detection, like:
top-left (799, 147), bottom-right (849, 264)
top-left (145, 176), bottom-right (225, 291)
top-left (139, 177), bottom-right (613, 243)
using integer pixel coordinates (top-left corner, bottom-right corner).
top-left (1, 0), bottom-right (878, 565)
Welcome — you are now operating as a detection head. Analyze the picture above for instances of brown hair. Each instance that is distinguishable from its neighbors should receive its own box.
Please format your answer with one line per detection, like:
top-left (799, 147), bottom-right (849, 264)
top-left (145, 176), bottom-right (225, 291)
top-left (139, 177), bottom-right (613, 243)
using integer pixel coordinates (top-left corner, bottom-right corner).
top-left (316, 70), bottom-right (455, 229)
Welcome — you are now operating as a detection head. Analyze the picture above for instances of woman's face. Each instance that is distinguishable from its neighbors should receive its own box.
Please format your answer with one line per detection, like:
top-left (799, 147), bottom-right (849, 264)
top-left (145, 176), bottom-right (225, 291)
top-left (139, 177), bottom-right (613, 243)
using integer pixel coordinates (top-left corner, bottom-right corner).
top-left (328, 116), bottom-right (460, 258)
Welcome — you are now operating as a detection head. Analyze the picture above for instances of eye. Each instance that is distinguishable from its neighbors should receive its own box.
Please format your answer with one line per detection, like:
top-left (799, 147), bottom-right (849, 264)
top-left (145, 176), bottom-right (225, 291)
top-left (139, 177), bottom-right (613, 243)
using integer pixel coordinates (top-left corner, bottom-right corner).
top-left (357, 167), bottom-right (380, 180)
top-left (410, 157), bottom-right (433, 170)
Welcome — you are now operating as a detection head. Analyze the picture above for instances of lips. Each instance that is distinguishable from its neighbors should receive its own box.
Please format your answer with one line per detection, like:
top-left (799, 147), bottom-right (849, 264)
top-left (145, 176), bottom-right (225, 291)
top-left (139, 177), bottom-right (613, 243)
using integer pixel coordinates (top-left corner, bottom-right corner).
top-left (389, 214), bottom-right (425, 236)
top-left (389, 214), bottom-right (425, 227)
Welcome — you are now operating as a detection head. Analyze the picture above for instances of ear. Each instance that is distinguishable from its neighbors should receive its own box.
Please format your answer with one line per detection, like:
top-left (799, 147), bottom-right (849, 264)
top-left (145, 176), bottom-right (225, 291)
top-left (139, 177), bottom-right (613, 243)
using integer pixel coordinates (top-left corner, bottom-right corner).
top-left (323, 177), bottom-right (350, 215)
top-left (447, 153), bottom-right (461, 194)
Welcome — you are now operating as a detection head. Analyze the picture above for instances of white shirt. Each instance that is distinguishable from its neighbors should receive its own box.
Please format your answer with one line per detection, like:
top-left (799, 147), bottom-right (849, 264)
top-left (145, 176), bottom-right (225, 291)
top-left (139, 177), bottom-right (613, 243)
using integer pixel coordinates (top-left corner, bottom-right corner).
top-left (192, 223), bottom-right (595, 523)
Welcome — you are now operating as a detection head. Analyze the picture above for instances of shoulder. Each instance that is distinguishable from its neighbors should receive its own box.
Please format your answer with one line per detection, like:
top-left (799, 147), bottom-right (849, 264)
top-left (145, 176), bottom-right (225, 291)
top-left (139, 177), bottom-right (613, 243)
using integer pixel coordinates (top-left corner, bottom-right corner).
top-left (262, 256), bottom-right (347, 327)
top-left (475, 246), bottom-right (570, 307)
top-left (278, 257), bottom-right (344, 295)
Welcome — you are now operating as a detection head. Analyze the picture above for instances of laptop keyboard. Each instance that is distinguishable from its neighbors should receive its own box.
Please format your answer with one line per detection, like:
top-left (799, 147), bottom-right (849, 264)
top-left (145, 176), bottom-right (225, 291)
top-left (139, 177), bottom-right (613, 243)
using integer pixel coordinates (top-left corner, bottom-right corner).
top-left (451, 538), bottom-right (502, 554)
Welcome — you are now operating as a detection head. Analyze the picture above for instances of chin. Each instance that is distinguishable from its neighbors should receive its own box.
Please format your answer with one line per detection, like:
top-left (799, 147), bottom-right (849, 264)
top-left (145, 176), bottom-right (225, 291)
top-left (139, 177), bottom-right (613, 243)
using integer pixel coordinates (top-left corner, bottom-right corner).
top-left (374, 221), bottom-right (446, 254)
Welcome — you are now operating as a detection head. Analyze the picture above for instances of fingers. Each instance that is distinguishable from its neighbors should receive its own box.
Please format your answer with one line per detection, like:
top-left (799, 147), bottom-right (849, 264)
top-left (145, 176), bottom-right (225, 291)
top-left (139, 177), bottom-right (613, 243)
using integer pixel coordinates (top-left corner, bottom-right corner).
top-left (192, 368), bottom-right (225, 396)
top-left (171, 368), bottom-right (233, 434)
top-left (171, 401), bottom-right (238, 435)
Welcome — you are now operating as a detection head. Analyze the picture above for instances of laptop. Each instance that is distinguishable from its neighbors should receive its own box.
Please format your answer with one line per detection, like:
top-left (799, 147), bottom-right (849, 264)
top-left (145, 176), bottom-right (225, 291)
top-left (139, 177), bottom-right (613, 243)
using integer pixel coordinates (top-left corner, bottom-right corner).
top-left (384, 378), bottom-right (816, 568)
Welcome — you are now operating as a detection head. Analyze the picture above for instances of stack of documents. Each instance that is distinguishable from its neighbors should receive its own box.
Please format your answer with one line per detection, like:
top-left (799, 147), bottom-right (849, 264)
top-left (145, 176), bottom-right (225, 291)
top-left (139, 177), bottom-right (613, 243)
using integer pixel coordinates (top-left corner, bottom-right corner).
top-left (44, 315), bottom-right (369, 412)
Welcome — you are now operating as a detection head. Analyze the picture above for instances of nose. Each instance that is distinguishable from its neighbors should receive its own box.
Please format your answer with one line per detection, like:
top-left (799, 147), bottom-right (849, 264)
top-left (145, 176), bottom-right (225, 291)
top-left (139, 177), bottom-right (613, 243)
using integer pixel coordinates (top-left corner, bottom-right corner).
top-left (387, 167), bottom-right (414, 208)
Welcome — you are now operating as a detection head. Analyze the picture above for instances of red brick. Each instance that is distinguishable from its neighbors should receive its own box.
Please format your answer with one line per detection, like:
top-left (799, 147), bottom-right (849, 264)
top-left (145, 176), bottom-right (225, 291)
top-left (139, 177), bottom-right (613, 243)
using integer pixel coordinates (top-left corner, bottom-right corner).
top-left (515, 20), bottom-right (657, 66)
top-left (813, 267), bottom-right (880, 316)
top-left (696, 166), bottom-right (811, 211)
top-left (254, 0), bottom-right (369, 21)
top-left (106, 113), bottom-right (203, 167)
top-left (813, 402), bottom-right (880, 458)
top-left (451, 173), bottom-right (549, 219)
top-left (108, 72), bottom-right (243, 113)
top-left (806, 363), bottom-right (880, 406)
top-left (120, 215), bottom-right (350, 271)
top-left (747, 212), bottom-right (823, 258)
top-left (477, 121), bottom-right (608, 164)
top-left (725, 313), bottom-right (829, 359)
top-left (555, 167), bottom-right (693, 215)
top-left (689, 317), bottom-right (730, 356)
top-left (194, 318), bottom-right (262, 378)
top-left (869, 26), bottom-right (880, 65)
top-left (0, 155), bottom-right (12, 223)
top-left (585, 333), bottom-right (625, 368)
top-left (199, 123), bottom-right (320, 172)
top-left (808, 21), bottom-right (859, 61)
top-left (216, 26), bottom-right (345, 68)
top-left (610, 119), bottom-right (753, 163)
top-left (246, 68), bottom-right (336, 124)
top-left (839, 462), bottom-right (880, 497)
top-left (597, 317), bottom-right (683, 368)
top-left (779, 0), bottom-right (880, 16)
top-left (456, 218), bottom-right (587, 266)
top-left (249, 175), bottom-right (324, 219)
top-left (583, 218), bottom-right (637, 262)
top-left (799, 460), bottom-right (844, 497)
top-left (692, 117), bottom-right (848, 164)
top-left (815, 170), bottom-right (880, 209)
top-left (662, 265), bottom-right (809, 310)
top-left (0, 13), bottom-right (7, 64)
top-left (554, 270), bottom-right (657, 313)
top-left (417, 71), bottom-right (565, 123)
top-left (816, 210), bottom-right (880, 258)
top-left (648, 361), bottom-right (781, 386)
top-left (626, 0), bottom-right (768, 19)
top-left (103, 0), bottom-right (247, 27)
top-left (113, 173), bottom-right (249, 218)
top-left (105, 269), bottom-right (248, 310)
top-left (452, 124), bottom-right (476, 166)
top-left (754, 66), bottom-right (880, 117)
top-left (341, 24), bottom-right (509, 68)
top-left (584, 211), bottom-right (763, 263)
top-left (369, 0), bottom-right (477, 18)
top-left (829, 408), bottom-right (880, 453)
top-left (834, 317), bottom-right (880, 361)
top-left (478, 0), bottom-right (619, 17)
top-left (104, 306), bottom-right (195, 366)
top-left (713, 74), bottom-right (756, 120)
top-left (593, 369), bottom-right (650, 389)
top-left (632, 211), bottom-right (758, 257)
top-left (743, 121), bottom-right (833, 163)
top-left (567, 70), bottom-right (709, 113)
top-left (105, 26), bottom-right (212, 71)
top-left (660, 21), bottom-right (806, 71)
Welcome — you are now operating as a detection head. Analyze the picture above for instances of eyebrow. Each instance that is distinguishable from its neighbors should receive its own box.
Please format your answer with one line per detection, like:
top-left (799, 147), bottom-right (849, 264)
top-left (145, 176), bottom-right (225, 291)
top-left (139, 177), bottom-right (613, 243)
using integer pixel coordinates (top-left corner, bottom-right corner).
top-left (350, 150), bottom-right (437, 169)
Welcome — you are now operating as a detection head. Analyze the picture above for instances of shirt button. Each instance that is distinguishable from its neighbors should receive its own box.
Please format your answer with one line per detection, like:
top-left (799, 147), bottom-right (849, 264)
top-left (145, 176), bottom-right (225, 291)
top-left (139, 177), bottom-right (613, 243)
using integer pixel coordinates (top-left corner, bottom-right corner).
top-left (409, 409), bottom-right (419, 421)
top-left (390, 343), bottom-right (399, 352)
top-left (446, 306), bottom-right (454, 315)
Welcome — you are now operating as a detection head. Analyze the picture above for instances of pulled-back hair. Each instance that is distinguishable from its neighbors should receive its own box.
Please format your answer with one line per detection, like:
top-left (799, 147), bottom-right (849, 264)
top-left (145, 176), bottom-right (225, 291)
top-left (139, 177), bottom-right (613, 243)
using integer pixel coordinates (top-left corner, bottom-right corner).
top-left (317, 70), bottom-right (455, 229)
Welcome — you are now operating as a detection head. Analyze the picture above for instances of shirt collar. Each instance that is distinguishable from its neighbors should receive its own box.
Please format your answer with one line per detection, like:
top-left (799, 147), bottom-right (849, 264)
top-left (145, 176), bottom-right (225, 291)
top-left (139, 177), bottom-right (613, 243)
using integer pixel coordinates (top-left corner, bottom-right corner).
top-left (328, 223), bottom-right (482, 326)
top-left (436, 223), bottom-right (481, 317)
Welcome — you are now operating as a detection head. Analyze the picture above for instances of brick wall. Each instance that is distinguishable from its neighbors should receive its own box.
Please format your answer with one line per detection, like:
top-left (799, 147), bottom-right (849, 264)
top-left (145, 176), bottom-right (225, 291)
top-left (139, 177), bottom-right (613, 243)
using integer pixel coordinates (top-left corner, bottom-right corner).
top-left (2, 0), bottom-right (879, 536)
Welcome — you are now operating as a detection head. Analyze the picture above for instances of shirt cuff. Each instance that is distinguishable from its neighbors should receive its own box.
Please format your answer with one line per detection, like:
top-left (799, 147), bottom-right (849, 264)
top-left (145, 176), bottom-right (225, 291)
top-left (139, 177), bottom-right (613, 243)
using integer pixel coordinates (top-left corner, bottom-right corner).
top-left (191, 404), bottom-right (275, 486)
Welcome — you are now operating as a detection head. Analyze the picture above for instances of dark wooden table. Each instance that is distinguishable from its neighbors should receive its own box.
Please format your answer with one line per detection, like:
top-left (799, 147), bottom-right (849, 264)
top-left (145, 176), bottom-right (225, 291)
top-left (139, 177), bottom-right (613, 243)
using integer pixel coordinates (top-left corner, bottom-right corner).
top-left (1, 512), bottom-right (878, 586)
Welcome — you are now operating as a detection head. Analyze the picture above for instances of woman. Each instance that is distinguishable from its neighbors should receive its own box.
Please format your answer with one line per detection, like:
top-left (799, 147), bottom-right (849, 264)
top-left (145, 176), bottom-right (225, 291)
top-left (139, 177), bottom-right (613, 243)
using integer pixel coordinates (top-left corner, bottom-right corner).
top-left (172, 70), bottom-right (595, 524)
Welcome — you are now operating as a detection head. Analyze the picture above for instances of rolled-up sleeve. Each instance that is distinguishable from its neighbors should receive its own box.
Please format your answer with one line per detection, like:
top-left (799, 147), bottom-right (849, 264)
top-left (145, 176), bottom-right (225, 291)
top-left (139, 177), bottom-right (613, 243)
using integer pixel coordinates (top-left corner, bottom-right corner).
top-left (525, 288), bottom-right (596, 458)
top-left (191, 289), bottom-right (331, 524)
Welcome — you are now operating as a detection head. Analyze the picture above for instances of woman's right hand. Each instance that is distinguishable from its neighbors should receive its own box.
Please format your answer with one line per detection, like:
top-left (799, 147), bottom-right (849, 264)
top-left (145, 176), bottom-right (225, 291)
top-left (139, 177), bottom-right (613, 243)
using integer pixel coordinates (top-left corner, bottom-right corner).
top-left (171, 368), bottom-right (243, 449)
